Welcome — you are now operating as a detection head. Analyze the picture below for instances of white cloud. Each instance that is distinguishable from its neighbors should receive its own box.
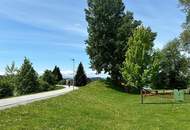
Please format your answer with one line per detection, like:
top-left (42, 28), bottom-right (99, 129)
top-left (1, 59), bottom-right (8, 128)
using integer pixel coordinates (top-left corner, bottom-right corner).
top-left (0, 0), bottom-right (87, 37)
top-left (55, 43), bottom-right (85, 49)
top-left (61, 70), bottom-right (74, 78)
top-left (61, 70), bottom-right (108, 78)
top-left (63, 24), bottom-right (88, 37)
top-left (86, 70), bottom-right (108, 78)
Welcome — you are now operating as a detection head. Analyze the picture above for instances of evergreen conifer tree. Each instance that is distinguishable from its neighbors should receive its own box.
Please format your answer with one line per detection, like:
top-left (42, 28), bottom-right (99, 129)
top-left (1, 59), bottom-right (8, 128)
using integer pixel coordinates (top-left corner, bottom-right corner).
top-left (42, 70), bottom-right (56, 85)
top-left (74, 62), bottom-right (87, 86)
top-left (52, 66), bottom-right (63, 83)
top-left (16, 58), bottom-right (39, 95)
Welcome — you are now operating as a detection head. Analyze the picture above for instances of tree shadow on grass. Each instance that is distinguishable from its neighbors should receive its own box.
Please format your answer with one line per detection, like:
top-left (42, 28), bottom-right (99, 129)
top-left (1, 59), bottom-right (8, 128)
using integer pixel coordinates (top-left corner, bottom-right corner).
top-left (100, 79), bottom-right (141, 95)
top-left (101, 79), bottom-right (126, 93)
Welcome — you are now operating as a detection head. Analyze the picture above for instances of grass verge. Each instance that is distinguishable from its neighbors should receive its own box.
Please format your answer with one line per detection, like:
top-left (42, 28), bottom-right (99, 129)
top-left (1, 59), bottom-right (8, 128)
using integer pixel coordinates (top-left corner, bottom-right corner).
top-left (0, 80), bottom-right (190, 130)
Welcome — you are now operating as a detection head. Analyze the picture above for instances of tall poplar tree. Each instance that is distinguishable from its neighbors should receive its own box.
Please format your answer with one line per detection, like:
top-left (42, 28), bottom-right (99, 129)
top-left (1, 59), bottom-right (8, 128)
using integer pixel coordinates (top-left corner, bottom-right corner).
top-left (85, 0), bottom-right (141, 83)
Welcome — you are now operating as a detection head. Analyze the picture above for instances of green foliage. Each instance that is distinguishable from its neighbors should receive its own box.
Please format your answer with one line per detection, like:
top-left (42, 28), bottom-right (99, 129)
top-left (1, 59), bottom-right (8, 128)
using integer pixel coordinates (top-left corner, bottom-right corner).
top-left (122, 26), bottom-right (156, 88)
top-left (180, 0), bottom-right (190, 6)
top-left (0, 60), bottom-right (64, 97)
top-left (152, 39), bottom-right (190, 89)
top-left (52, 66), bottom-right (63, 83)
top-left (74, 62), bottom-right (87, 86)
top-left (85, 0), bottom-right (140, 82)
top-left (3, 75), bottom-right (17, 95)
top-left (145, 50), bottom-right (165, 89)
top-left (38, 80), bottom-right (51, 92)
top-left (179, 0), bottom-right (190, 22)
top-left (0, 78), bottom-right (13, 98)
top-left (42, 70), bottom-right (56, 85)
top-left (179, 0), bottom-right (190, 32)
top-left (1, 81), bottom-right (190, 130)
top-left (5, 61), bottom-right (18, 76)
top-left (5, 62), bottom-right (18, 94)
top-left (16, 58), bottom-right (39, 95)
top-left (58, 79), bottom-right (66, 85)
top-left (180, 29), bottom-right (190, 53)
top-left (179, 0), bottom-right (190, 53)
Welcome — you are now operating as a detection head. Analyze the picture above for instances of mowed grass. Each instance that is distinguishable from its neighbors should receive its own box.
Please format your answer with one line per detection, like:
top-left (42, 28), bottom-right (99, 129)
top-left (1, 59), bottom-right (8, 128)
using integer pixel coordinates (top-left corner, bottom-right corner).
top-left (0, 80), bottom-right (190, 130)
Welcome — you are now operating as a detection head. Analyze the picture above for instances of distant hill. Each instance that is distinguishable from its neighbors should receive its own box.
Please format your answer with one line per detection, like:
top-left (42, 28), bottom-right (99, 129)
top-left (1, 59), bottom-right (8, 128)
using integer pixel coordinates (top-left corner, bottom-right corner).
top-left (89, 77), bottom-right (104, 81)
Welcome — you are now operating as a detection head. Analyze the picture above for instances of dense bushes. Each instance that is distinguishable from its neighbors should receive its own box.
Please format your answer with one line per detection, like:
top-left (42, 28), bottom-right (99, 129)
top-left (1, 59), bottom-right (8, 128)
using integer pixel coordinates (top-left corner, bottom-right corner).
top-left (0, 79), bottom-right (13, 98)
top-left (0, 57), bottom-right (90, 98)
top-left (42, 70), bottom-right (57, 85)
top-left (0, 58), bottom-right (69, 98)
top-left (38, 80), bottom-right (51, 92)
top-left (38, 80), bottom-right (58, 92)
top-left (58, 80), bottom-right (66, 85)
top-left (151, 39), bottom-right (190, 90)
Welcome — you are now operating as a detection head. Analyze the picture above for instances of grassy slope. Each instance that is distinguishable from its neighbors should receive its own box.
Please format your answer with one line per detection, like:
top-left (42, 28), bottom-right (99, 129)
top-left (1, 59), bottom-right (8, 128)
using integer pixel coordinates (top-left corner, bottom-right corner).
top-left (0, 80), bottom-right (190, 130)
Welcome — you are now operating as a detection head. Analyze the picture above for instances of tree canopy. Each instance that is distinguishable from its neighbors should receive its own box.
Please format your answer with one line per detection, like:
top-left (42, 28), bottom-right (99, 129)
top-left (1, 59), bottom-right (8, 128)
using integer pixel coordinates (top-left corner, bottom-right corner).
top-left (52, 66), bottom-right (63, 83)
top-left (121, 26), bottom-right (156, 89)
top-left (74, 62), bottom-right (87, 87)
top-left (179, 0), bottom-right (190, 53)
top-left (5, 61), bottom-right (18, 76)
top-left (85, 0), bottom-right (141, 83)
top-left (152, 39), bottom-right (190, 89)
top-left (42, 70), bottom-right (56, 85)
top-left (16, 58), bottom-right (39, 95)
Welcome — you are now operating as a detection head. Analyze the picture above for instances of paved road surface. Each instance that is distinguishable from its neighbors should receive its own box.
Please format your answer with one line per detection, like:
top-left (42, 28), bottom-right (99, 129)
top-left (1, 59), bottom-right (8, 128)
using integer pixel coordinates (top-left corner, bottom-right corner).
top-left (0, 85), bottom-right (78, 110)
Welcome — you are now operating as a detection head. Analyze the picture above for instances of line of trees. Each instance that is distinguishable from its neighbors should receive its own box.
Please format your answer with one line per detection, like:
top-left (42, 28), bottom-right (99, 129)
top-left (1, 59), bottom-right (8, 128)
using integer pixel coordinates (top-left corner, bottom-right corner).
top-left (85, 0), bottom-right (190, 92)
top-left (0, 58), bottom-right (65, 98)
top-left (0, 58), bottom-right (89, 98)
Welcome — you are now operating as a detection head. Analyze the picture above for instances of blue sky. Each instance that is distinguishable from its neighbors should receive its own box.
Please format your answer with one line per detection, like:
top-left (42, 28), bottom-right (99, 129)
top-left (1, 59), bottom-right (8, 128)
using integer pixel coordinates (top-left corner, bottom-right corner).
top-left (0, 0), bottom-right (185, 77)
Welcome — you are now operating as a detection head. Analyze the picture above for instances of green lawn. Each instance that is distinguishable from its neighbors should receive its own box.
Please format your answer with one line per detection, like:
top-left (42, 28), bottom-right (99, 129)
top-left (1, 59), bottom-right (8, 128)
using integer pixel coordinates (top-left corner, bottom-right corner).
top-left (0, 80), bottom-right (190, 130)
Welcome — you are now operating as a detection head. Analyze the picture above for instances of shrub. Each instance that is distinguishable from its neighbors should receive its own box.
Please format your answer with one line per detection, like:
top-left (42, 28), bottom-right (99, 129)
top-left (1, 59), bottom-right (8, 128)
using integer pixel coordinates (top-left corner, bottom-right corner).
top-left (38, 80), bottom-right (58, 92)
top-left (48, 85), bottom-right (56, 91)
top-left (58, 80), bottom-right (66, 85)
top-left (42, 70), bottom-right (56, 85)
top-left (38, 80), bottom-right (51, 92)
top-left (0, 79), bottom-right (13, 98)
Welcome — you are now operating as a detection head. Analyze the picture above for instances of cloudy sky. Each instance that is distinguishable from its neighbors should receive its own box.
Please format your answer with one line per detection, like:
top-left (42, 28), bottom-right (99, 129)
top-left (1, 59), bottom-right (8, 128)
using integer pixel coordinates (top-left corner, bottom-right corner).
top-left (0, 0), bottom-right (185, 77)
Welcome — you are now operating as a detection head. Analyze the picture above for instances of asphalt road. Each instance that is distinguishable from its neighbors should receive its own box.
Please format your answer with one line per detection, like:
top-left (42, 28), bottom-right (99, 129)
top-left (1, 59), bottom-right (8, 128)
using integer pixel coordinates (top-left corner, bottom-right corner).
top-left (0, 85), bottom-right (78, 110)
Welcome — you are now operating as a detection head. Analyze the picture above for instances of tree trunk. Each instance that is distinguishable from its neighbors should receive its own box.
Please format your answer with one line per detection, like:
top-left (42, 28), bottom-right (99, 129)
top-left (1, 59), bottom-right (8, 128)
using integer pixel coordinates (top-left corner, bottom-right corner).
top-left (111, 72), bottom-right (122, 86)
top-left (140, 88), bottom-right (144, 104)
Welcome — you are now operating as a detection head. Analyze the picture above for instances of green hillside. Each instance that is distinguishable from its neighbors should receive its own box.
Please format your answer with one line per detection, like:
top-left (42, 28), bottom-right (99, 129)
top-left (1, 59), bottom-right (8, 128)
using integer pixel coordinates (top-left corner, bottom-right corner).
top-left (0, 80), bottom-right (189, 130)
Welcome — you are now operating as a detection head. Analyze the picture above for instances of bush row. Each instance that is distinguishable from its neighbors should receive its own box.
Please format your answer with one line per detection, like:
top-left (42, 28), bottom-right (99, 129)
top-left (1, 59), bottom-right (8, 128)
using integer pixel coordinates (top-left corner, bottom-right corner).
top-left (0, 58), bottom-right (66, 99)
